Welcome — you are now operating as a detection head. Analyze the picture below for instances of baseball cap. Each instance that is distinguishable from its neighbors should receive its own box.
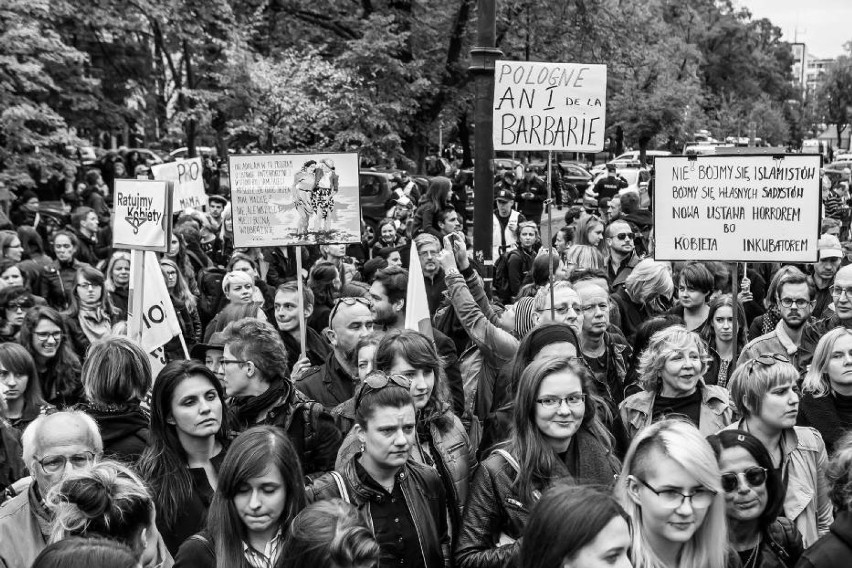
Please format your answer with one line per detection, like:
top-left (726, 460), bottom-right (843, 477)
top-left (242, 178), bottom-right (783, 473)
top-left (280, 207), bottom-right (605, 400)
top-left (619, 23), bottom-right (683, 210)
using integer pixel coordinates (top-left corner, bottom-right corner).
top-left (495, 189), bottom-right (515, 202)
top-left (818, 234), bottom-right (843, 260)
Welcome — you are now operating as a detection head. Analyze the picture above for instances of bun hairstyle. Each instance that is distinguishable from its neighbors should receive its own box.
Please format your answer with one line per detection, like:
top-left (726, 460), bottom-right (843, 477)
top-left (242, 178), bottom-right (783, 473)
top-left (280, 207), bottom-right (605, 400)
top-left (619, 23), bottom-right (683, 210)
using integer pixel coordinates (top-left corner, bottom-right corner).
top-left (49, 460), bottom-right (154, 559)
top-left (282, 499), bottom-right (380, 568)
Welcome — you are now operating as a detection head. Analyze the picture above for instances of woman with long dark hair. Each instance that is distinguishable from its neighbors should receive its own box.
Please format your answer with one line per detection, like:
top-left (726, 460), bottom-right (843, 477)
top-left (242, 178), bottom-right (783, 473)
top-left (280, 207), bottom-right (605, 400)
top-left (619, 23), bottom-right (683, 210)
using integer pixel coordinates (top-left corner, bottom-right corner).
top-left (306, 260), bottom-right (341, 334)
top-left (336, 329), bottom-right (472, 533)
top-left (160, 257), bottom-right (201, 358)
top-left (138, 360), bottom-right (229, 555)
top-left (174, 426), bottom-right (307, 568)
top-left (707, 430), bottom-right (804, 568)
top-left (455, 356), bottom-right (620, 568)
top-left (62, 265), bottom-right (119, 358)
top-left (19, 305), bottom-right (83, 408)
top-left (519, 484), bottom-right (631, 568)
top-left (700, 294), bottom-right (747, 388)
top-left (0, 286), bottom-right (37, 343)
top-left (0, 342), bottom-right (54, 431)
top-left (412, 176), bottom-right (452, 237)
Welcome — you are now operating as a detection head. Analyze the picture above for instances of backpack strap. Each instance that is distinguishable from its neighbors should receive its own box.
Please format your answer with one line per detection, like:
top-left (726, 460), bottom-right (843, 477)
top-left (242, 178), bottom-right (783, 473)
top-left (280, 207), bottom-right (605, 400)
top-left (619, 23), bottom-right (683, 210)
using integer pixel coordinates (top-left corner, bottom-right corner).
top-left (330, 471), bottom-right (350, 503)
top-left (494, 449), bottom-right (520, 473)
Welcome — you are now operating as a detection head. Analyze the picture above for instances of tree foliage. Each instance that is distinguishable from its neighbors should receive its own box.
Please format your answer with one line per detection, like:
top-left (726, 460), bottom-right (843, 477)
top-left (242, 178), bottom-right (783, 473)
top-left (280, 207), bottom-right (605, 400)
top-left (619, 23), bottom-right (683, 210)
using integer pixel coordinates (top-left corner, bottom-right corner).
top-left (816, 47), bottom-right (852, 148)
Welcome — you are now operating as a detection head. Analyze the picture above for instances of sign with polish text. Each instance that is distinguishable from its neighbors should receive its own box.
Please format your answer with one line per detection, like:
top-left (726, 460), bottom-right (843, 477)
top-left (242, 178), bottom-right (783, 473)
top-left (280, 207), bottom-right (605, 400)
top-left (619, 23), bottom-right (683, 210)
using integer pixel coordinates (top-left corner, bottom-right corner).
top-left (653, 154), bottom-right (821, 262)
top-left (152, 157), bottom-right (208, 210)
top-left (492, 60), bottom-right (607, 152)
top-left (112, 179), bottom-right (172, 252)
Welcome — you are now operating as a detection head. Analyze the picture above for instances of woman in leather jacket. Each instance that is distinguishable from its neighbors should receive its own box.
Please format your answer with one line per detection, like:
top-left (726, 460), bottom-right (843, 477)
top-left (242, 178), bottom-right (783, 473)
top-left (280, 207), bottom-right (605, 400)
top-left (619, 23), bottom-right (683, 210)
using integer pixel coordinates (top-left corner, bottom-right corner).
top-left (336, 330), bottom-right (473, 536)
top-left (308, 384), bottom-right (450, 568)
top-left (454, 356), bottom-right (620, 568)
top-left (707, 430), bottom-right (804, 568)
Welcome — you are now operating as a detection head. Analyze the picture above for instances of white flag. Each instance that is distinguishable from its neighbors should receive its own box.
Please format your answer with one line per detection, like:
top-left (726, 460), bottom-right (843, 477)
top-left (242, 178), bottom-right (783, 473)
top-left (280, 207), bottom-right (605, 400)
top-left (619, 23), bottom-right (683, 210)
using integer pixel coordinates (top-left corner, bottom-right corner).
top-left (404, 242), bottom-right (433, 338)
top-left (129, 251), bottom-right (184, 376)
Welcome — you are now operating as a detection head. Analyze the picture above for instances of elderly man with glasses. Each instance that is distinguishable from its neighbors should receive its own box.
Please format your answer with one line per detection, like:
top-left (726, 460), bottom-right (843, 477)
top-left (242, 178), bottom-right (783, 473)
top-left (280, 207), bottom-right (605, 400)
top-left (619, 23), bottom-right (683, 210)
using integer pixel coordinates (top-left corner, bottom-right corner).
top-left (0, 410), bottom-right (102, 567)
top-left (801, 264), bottom-right (852, 372)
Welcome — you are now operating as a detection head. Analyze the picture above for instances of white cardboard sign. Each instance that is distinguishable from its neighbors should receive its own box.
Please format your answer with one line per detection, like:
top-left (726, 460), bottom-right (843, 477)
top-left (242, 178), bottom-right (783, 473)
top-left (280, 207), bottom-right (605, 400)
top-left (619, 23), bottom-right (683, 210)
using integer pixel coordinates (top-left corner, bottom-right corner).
top-left (151, 157), bottom-right (208, 210)
top-left (492, 60), bottom-right (607, 152)
top-left (112, 179), bottom-right (172, 252)
top-left (653, 154), bottom-right (821, 262)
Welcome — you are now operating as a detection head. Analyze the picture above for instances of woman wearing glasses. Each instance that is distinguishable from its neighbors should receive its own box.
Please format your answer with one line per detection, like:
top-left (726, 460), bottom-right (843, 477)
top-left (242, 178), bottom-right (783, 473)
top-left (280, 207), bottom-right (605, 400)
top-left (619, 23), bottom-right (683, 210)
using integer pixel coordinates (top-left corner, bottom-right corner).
top-left (160, 258), bottom-right (201, 359)
top-left (62, 266), bottom-right (120, 358)
top-left (700, 294), bottom-right (748, 388)
top-left (0, 286), bottom-right (39, 343)
top-left (0, 343), bottom-right (54, 431)
top-left (455, 356), bottom-right (619, 568)
top-left (800, 327), bottom-right (852, 454)
top-left (706, 430), bottom-right (804, 568)
top-left (336, 330), bottom-right (472, 533)
top-left (619, 325), bottom-right (733, 439)
top-left (175, 426), bottom-right (307, 568)
top-left (614, 419), bottom-right (728, 568)
top-left (139, 360), bottom-right (230, 556)
top-left (727, 355), bottom-right (832, 547)
top-left (19, 305), bottom-right (83, 408)
top-left (308, 382), bottom-right (449, 568)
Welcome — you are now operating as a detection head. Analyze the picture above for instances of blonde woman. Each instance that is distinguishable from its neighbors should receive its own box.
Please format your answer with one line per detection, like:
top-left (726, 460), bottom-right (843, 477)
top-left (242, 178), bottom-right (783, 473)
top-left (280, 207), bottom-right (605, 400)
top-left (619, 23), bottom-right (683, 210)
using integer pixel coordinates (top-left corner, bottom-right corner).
top-left (611, 259), bottom-right (674, 341)
top-left (619, 325), bottom-right (733, 439)
top-left (615, 418), bottom-right (729, 568)
top-left (800, 327), bottom-right (852, 453)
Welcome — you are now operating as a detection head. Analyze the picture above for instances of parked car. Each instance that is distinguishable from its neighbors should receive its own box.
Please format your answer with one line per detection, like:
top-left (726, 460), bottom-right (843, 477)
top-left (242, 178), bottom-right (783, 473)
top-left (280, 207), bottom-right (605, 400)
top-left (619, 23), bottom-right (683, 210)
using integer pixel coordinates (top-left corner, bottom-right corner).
top-left (359, 170), bottom-right (397, 243)
top-left (587, 167), bottom-right (652, 208)
top-left (168, 146), bottom-right (216, 161)
top-left (611, 150), bottom-right (671, 166)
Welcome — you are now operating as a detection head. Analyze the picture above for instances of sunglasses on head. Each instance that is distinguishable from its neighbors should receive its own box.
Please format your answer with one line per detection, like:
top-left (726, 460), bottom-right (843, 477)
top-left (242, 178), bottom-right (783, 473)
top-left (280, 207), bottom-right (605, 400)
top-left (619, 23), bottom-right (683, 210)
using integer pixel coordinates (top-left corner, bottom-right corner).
top-left (745, 353), bottom-right (790, 377)
top-left (720, 466), bottom-right (767, 492)
top-left (355, 371), bottom-right (411, 409)
top-left (328, 296), bottom-right (373, 326)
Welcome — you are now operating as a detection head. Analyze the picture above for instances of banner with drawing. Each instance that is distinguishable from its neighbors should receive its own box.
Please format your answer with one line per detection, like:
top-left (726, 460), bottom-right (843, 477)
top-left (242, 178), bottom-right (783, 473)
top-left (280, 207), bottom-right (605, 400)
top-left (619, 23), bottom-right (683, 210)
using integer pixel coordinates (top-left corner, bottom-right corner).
top-left (228, 152), bottom-right (361, 247)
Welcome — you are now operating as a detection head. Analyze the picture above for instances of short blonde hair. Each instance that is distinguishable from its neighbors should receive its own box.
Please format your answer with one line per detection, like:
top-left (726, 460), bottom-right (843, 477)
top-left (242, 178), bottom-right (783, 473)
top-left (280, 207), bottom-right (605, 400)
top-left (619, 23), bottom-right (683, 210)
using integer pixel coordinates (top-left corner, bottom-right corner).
top-left (729, 357), bottom-right (799, 417)
top-left (221, 270), bottom-right (254, 294)
top-left (637, 325), bottom-right (709, 391)
top-left (625, 259), bottom-right (673, 304)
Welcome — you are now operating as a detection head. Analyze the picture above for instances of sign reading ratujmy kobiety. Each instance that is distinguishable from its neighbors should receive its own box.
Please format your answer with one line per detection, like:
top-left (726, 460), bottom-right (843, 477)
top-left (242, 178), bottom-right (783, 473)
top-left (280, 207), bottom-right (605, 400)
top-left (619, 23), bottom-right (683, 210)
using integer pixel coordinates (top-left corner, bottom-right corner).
top-left (112, 179), bottom-right (173, 252)
top-left (492, 60), bottom-right (607, 152)
top-left (229, 152), bottom-right (361, 248)
top-left (653, 154), bottom-right (821, 262)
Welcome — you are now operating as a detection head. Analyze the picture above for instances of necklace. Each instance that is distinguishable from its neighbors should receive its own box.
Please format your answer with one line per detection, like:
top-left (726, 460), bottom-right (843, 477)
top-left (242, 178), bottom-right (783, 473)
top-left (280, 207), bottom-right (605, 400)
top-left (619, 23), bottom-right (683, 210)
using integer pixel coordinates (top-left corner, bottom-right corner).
top-left (741, 537), bottom-right (761, 568)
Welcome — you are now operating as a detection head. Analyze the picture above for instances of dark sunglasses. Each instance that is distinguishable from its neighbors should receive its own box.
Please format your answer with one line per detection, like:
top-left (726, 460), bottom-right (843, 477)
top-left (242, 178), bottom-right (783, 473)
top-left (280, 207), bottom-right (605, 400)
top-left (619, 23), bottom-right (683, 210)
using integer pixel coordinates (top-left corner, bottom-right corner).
top-left (746, 353), bottom-right (790, 377)
top-left (328, 297), bottom-right (373, 327)
top-left (355, 371), bottom-right (411, 409)
top-left (720, 466), bottom-right (767, 492)
top-left (7, 300), bottom-right (34, 310)
top-left (614, 232), bottom-right (634, 240)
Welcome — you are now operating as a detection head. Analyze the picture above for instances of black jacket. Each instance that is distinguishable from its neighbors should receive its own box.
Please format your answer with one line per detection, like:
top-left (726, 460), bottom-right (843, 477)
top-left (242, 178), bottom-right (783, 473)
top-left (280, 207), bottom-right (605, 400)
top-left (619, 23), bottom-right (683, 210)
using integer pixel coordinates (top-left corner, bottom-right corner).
top-left (295, 352), bottom-right (357, 410)
top-left (797, 391), bottom-right (850, 454)
top-left (795, 510), bottom-right (852, 568)
top-left (308, 457), bottom-right (449, 568)
top-left (280, 326), bottom-right (332, 376)
top-left (40, 259), bottom-right (89, 311)
top-left (75, 403), bottom-right (149, 464)
top-left (0, 424), bottom-right (25, 499)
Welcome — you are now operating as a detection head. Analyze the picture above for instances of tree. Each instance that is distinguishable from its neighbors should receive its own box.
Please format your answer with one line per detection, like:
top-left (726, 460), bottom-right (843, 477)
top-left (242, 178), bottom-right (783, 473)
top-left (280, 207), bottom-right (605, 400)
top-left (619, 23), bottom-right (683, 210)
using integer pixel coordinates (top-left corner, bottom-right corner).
top-left (816, 52), bottom-right (852, 149)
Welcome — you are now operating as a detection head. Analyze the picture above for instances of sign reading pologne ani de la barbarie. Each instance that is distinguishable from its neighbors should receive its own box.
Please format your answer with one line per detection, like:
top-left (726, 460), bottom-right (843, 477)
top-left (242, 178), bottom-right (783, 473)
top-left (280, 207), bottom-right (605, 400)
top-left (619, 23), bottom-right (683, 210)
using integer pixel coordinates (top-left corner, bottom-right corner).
top-left (492, 60), bottom-right (607, 152)
top-left (112, 179), bottom-right (172, 252)
top-left (653, 154), bottom-right (821, 263)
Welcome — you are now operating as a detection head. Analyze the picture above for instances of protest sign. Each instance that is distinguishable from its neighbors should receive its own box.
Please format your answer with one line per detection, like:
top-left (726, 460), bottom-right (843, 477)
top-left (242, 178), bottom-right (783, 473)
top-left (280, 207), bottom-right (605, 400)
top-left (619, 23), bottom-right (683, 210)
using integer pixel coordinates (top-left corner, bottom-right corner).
top-left (112, 179), bottom-right (172, 252)
top-left (128, 251), bottom-right (185, 377)
top-left (151, 157), bottom-right (208, 210)
top-left (653, 154), bottom-right (821, 262)
top-left (229, 152), bottom-right (361, 247)
top-left (492, 60), bottom-right (607, 152)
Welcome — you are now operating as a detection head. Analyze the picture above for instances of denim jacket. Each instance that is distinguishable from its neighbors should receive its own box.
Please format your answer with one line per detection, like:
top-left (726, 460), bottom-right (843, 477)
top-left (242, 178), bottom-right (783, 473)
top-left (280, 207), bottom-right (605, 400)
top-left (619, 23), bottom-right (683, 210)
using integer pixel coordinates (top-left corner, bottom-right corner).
top-left (619, 382), bottom-right (734, 439)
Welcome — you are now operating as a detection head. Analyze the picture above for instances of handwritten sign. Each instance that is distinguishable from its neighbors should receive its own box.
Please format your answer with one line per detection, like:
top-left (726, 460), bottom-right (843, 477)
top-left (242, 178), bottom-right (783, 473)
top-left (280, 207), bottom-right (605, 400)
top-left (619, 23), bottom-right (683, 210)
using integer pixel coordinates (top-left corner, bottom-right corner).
top-left (229, 152), bottom-right (361, 248)
top-left (653, 154), bottom-right (821, 262)
top-left (151, 157), bottom-right (207, 210)
top-left (492, 60), bottom-right (607, 152)
top-left (112, 179), bottom-right (172, 252)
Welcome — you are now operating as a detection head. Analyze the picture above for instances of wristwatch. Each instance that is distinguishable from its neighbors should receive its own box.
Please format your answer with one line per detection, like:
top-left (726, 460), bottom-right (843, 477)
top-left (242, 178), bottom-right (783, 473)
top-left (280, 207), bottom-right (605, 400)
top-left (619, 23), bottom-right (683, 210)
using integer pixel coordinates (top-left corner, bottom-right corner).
top-left (445, 267), bottom-right (460, 277)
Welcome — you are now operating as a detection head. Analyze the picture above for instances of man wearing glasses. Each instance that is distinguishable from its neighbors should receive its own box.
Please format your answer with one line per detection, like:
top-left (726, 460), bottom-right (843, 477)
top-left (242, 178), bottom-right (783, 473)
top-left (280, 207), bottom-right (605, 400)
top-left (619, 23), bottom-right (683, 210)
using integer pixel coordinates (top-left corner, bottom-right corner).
top-left (605, 220), bottom-right (641, 290)
top-left (738, 272), bottom-right (814, 373)
top-left (0, 411), bottom-right (102, 567)
top-left (801, 264), bottom-right (852, 371)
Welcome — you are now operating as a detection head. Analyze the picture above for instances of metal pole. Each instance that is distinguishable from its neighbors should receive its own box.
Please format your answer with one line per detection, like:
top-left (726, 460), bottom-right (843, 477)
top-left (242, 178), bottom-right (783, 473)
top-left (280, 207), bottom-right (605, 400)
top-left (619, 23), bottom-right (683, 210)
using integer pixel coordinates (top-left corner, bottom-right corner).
top-left (470, 0), bottom-right (502, 293)
top-left (731, 262), bottom-right (739, 366)
top-left (547, 151), bottom-right (555, 320)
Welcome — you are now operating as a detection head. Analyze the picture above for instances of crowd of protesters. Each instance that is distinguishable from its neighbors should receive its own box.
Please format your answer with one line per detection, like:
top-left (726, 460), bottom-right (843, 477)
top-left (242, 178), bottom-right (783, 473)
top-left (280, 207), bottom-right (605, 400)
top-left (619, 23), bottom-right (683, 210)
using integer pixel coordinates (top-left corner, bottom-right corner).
top-left (0, 155), bottom-right (851, 568)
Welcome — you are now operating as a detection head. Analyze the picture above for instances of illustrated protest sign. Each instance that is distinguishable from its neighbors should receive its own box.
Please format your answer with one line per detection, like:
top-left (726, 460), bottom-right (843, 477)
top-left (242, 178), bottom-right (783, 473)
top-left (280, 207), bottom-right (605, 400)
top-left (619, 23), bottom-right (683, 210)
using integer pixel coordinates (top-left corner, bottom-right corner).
top-left (112, 179), bottom-right (172, 252)
top-left (229, 152), bottom-right (361, 248)
top-left (493, 60), bottom-right (607, 152)
top-left (151, 157), bottom-right (208, 210)
top-left (653, 154), bottom-right (821, 262)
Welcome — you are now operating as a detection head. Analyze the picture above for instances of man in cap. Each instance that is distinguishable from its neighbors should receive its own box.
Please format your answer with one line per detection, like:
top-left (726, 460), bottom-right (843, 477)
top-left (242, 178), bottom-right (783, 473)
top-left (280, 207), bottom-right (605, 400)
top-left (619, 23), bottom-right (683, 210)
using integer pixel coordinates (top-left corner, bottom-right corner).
top-left (492, 188), bottom-right (525, 259)
top-left (811, 234), bottom-right (843, 319)
top-left (590, 163), bottom-right (628, 206)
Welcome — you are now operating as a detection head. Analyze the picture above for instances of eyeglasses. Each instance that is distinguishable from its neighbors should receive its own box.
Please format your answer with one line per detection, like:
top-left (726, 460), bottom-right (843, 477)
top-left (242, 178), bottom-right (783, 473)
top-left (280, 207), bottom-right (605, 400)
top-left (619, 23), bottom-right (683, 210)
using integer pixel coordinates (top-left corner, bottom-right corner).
top-left (629, 475), bottom-right (716, 509)
top-left (581, 303), bottom-right (610, 314)
top-left (328, 297), bottom-right (373, 327)
top-left (35, 451), bottom-right (96, 474)
top-left (779, 298), bottom-right (812, 309)
top-left (536, 303), bottom-right (582, 315)
top-left (830, 285), bottom-right (852, 299)
top-left (34, 331), bottom-right (63, 343)
top-left (613, 232), bottom-right (634, 240)
top-left (218, 358), bottom-right (248, 367)
top-left (720, 467), bottom-right (767, 493)
top-left (536, 393), bottom-right (586, 410)
top-left (76, 282), bottom-right (102, 290)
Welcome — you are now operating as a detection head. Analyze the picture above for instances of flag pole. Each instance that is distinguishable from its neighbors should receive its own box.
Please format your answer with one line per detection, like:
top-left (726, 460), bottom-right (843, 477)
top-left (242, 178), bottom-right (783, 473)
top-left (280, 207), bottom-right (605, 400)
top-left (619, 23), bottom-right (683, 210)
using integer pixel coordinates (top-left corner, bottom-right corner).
top-left (296, 247), bottom-right (307, 358)
top-left (547, 150), bottom-right (555, 321)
